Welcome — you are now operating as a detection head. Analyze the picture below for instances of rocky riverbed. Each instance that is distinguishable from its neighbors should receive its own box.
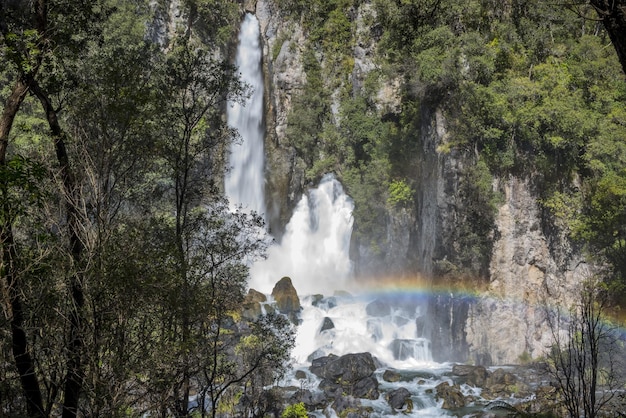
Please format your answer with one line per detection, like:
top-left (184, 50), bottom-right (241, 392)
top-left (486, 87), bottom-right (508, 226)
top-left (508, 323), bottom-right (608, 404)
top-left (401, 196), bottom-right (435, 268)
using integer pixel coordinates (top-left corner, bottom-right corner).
top-left (243, 278), bottom-right (567, 417)
top-left (279, 354), bottom-right (560, 417)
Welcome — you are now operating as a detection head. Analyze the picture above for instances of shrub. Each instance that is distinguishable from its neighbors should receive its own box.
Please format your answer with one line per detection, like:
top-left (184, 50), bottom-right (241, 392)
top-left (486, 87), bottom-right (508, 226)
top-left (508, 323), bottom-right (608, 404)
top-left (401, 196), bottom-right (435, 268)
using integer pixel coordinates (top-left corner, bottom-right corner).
top-left (281, 402), bottom-right (308, 418)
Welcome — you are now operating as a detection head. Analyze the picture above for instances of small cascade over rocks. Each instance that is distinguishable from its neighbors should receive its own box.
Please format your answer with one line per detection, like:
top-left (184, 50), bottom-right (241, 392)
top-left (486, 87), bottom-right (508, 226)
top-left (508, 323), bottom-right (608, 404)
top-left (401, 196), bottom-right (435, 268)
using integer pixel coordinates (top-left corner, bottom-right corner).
top-left (293, 293), bottom-right (433, 367)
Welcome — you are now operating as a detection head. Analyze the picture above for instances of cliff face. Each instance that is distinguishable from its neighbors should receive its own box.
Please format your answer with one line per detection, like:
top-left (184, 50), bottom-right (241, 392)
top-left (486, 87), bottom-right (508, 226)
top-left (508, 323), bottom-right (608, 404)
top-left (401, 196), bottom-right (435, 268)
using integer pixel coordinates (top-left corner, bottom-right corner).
top-left (466, 177), bottom-right (591, 364)
top-left (252, 0), bottom-right (591, 364)
top-left (255, 0), bottom-right (308, 239)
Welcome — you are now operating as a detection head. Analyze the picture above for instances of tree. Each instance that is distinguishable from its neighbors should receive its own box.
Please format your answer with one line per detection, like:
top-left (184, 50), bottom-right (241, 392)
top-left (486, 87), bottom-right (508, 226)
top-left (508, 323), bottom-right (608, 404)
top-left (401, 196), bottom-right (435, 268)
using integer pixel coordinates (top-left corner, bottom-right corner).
top-left (588, 0), bottom-right (626, 74)
top-left (546, 276), bottom-right (626, 417)
top-left (1, 1), bottom-right (107, 415)
top-left (1, 1), bottom-right (295, 417)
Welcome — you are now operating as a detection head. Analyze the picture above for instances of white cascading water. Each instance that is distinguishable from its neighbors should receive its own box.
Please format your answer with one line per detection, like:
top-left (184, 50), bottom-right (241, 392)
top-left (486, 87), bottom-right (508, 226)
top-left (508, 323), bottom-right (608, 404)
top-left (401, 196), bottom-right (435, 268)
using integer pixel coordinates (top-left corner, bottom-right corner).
top-left (250, 174), bottom-right (354, 296)
top-left (227, 14), bottom-right (458, 418)
top-left (225, 13), bottom-right (266, 217)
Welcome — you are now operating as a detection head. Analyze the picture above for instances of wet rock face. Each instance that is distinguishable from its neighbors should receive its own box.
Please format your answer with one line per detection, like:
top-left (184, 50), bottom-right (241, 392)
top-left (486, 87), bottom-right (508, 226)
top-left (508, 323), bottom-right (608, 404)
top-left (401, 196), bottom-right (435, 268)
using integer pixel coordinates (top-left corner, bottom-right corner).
top-left (271, 276), bottom-right (301, 322)
top-left (435, 382), bottom-right (466, 409)
top-left (466, 177), bottom-right (592, 365)
top-left (387, 387), bottom-right (412, 411)
top-left (429, 294), bottom-right (471, 363)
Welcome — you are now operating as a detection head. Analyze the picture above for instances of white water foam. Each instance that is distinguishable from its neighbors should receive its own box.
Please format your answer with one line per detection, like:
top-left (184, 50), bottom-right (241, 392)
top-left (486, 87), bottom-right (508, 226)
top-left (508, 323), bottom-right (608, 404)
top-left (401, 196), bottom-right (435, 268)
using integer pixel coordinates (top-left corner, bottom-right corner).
top-left (249, 174), bottom-right (354, 295)
top-left (292, 294), bottom-right (434, 368)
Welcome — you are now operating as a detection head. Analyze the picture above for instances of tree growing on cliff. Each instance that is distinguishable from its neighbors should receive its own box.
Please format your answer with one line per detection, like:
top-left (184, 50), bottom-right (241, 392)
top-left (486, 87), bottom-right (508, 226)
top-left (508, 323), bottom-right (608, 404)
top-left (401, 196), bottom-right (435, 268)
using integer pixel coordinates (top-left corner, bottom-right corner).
top-left (546, 277), bottom-right (626, 417)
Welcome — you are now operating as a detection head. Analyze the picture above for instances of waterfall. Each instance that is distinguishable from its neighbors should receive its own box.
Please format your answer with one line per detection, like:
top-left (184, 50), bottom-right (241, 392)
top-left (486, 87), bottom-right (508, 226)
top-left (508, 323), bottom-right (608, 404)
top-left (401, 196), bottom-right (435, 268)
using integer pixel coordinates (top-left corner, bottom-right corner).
top-left (250, 174), bottom-right (354, 295)
top-left (226, 14), bottom-right (435, 376)
top-left (225, 14), bottom-right (354, 296)
top-left (225, 13), bottom-right (266, 217)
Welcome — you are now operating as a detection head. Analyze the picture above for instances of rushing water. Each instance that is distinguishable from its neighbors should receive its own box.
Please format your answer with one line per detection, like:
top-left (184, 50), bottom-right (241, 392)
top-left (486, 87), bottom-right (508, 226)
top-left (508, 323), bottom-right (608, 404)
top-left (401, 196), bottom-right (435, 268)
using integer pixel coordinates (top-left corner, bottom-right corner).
top-left (249, 174), bottom-right (354, 295)
top-left (225, 13), bottom-right (266, 217)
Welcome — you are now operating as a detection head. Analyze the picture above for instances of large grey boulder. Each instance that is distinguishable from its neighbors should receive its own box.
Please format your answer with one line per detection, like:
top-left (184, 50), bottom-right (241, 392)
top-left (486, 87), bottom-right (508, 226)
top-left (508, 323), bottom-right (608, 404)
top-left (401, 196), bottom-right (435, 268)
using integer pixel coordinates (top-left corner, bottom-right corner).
top-left (310, 353), bottom-right (379, 400)
top-left (271, 276), bottom-right (301, 322)
top-left (387, 387), bottom-right (412, 411)
top-left (310, 352), bottom-right (377, 383)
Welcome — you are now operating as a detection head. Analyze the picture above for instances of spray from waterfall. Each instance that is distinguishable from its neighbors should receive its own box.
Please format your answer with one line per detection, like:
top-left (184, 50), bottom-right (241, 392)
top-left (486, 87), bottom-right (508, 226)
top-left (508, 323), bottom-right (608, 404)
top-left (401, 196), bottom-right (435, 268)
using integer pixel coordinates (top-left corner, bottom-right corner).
top-left (250, 174), bottom-right (354, 295)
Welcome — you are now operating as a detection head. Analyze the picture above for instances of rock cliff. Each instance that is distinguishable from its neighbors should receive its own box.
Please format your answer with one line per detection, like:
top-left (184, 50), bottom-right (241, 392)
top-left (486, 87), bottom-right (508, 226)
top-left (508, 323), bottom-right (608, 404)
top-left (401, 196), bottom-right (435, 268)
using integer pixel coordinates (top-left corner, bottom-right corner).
top-left (250, 0), bottom-right (591, 364)
top-left (465, 177), bottom-right (591, 364)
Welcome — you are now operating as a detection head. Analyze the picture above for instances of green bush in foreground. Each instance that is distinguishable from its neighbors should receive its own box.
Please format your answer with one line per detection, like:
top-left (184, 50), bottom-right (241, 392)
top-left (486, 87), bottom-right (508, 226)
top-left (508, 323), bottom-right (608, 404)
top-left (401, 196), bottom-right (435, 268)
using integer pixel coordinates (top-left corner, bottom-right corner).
top-left (281, 402), bottom-right (308, 418)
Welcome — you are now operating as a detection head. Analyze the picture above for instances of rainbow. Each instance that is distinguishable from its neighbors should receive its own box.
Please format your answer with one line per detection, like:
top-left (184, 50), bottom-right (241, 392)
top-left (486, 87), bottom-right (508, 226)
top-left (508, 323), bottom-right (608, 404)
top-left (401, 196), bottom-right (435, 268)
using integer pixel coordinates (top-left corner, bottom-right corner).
top-left (328, 274), bottom-right (626, 331)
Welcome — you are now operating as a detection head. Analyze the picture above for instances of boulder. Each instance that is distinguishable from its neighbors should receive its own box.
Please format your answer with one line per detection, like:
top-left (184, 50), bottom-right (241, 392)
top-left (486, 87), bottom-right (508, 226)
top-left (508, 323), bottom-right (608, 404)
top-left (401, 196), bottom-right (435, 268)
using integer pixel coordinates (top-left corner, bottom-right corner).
top-left (435, 382), bottom-right (466, 409)
top-left (310, 353), bottom-right (376, 383)
top-left (487, 368), bottom-right (517, 386)
top-left (382, 369), bottom-right (401, 382)
top-left (271, 277), bottom-right (301, 322)
top-left (312, 295), bottom-right (337, 310)
top-left (386, 387), bottom-right (412, 411)
top-left (318, 379), bottom-right (341, 396)
top-left (310, 353), bottom-right (379, 400)
top-left (365, 298), bottom-right (391, 317)
top-left (331, 395), bottom-right (359, 416)
top-left (452, 364), bottom-right (490, 387)
top-left (469, 366), bottom-right (489, 387)
top-left (352, 376), bottom-right (379, 400)
top-left (320, 317), bottom-right (335, 332)
top-left (451, 364), bottom-right (477, 376)
top-left (289, 389), bottom-right (327, 410)
top-left (241, 289), bottom-right (267, 319)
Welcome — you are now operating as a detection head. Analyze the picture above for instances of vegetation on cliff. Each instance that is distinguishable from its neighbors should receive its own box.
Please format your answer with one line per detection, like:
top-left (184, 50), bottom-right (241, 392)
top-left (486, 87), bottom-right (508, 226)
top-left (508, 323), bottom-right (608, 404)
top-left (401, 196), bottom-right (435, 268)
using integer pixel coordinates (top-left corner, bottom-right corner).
top-left (276, 0), bottom-right (626, 288)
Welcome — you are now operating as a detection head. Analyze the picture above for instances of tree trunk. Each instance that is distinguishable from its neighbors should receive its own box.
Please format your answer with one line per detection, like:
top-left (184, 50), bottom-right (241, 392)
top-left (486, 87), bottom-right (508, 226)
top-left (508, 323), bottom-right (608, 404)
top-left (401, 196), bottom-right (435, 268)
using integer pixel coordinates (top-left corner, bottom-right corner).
top-left (0, 79), bottom-right (46, 417)
top-left (31, 80), bottom-right (86, 418)
top-left (590, 0), bottom-right (626, 75)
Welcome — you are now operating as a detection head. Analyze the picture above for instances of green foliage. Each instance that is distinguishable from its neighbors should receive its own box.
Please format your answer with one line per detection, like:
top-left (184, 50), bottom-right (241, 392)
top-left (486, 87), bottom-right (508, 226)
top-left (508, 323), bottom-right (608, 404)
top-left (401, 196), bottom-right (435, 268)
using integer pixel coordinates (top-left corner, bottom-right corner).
top-left (0, 1), bottom-right (294, 416)
top-left (281, 402), bottom-right (308, 418)
top-left (0, 155), bottom-right (48, 223)
top-left (518, 351), bottom-right (533, 365)
top-left (388, 179), bottom-right (413, 208)
top-left (274, 0), bottom-right (626, 284)
top-left (450, 159), bottom-right (499, 277)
